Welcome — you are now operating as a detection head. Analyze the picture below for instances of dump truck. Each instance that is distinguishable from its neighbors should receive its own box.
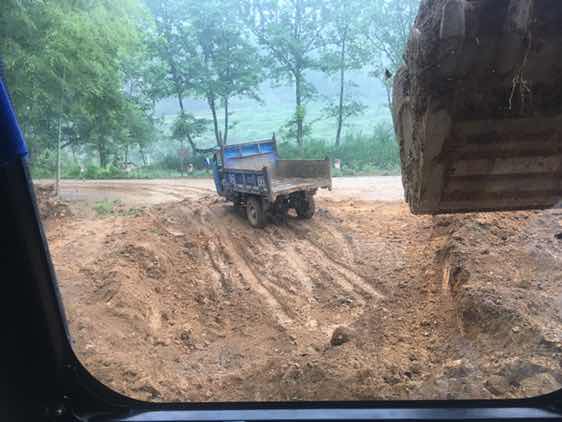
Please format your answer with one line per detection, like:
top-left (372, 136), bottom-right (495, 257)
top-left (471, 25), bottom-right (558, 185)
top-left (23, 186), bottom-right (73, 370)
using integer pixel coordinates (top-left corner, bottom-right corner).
top-left (393, 0), bottom-right (562, 214)
top-left (211, 137), bottom-right (332, 227)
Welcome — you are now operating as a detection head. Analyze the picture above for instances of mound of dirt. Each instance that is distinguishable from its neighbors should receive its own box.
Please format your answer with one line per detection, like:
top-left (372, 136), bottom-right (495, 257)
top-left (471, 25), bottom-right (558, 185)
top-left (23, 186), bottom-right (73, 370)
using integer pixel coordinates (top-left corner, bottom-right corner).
top-left (34, 184), bottom-right (71, 221)
top-left (428, 209), bottom-right (562, 397)
top-left (45, 193), bottom-right (562, 402)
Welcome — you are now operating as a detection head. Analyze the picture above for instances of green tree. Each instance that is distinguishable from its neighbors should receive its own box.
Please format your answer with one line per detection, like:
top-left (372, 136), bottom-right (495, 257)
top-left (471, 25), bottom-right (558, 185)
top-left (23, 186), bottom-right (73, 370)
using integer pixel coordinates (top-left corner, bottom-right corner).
top-left (242, 0), bottom-right (327, 146)
top-left (144, 0), bottom-right (211, 152)
top-left (1, 0), bottom-right (152, 173)
top-left (366, 0), bottom-right (420, 107)
top-left (321, 0), bottom-right (370, 146)
top-left (187, 0), bottom-right (263, 146)
top-left (122, 36), bottom-right (168, 165)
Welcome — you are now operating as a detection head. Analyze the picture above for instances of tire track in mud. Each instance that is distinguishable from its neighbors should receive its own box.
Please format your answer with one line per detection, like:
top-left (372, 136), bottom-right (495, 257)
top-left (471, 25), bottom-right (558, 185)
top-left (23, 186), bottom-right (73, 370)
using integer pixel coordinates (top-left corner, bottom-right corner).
top-left (195, 205), bottom-right (381, 335)
top-left (165, 199), bottom-right (390, 344)
top-left (203, 238), bottom-right (236, 293)
top-left (261, 224), bottom-right (370, 317)
top-left (196, 208), bottom-right (294, 329)
top-left (219, 231), bottom-right (294, 328)
top-left (287, 221), bottom-right (385, 300)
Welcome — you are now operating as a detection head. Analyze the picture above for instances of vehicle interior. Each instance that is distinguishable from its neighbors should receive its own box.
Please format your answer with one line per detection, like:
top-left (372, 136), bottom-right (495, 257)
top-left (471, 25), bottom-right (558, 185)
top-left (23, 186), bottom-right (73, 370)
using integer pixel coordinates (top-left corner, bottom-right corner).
top-left (2, 0), bottom-right (562, 421)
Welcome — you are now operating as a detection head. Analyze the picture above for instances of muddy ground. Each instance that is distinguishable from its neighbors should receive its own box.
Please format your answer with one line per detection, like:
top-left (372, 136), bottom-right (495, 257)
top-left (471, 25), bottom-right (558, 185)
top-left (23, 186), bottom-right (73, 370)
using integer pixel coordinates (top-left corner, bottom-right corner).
top-left (37, 179), bottom-right (562, 401)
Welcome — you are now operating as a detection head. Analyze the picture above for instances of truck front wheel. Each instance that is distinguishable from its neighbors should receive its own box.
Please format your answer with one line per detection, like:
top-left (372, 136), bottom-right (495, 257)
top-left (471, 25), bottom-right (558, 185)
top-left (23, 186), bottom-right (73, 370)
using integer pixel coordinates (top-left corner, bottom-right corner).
top-left (296, 195), bottom-right (315, 219)
top-left (246, 196), bottom-right (266, 228)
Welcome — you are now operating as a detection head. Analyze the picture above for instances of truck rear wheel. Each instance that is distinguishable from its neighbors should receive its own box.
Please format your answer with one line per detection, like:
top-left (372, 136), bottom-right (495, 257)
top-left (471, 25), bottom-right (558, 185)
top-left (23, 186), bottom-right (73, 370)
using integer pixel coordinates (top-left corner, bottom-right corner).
top-left (296, 195), bottom-right (315, 219)
top-left (246, 196), bottom-right (266, 228)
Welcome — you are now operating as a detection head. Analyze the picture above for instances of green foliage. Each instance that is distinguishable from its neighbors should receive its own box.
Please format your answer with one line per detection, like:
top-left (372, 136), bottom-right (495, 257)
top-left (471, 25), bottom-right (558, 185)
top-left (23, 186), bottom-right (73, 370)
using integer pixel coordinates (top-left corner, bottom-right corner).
top-left (323, 99), bottom-right (368, 123)
top-left (242, 0), bottom-right (328, 145)
top-left (5, 0), bottom-right (420, 177)
top-left (366, 0), bottom-right (420, 106)
top-left (278, 123), bottom-right (400, 175)
top-left (94, 200), bottom-right (118, 216)
top-left (172, 114), bottom-right (210, 145)
top-left (84, 165), bottom-right (126, 180)
top-left (319, 0), bottom-right (373, 145)
top-left (187, 0), bottom-right (264, 145)
top-left (145, 0), bottom-right (264, 147)
top-left (2, 0), bottom-right (160, 170)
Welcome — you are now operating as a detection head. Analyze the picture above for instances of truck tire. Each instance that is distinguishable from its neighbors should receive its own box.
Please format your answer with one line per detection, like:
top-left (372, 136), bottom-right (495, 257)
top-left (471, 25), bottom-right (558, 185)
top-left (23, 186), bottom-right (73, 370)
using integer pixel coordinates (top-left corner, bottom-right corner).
top-left (246, 196), bottom-right (266, 228)
top-left (296, 195), bottom-right (315, 219)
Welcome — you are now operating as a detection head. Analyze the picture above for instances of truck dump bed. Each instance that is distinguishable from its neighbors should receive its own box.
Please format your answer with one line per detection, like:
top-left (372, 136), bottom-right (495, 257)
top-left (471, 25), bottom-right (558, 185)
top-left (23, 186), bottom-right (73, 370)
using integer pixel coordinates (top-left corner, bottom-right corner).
top-left (270, 160), bottom-right (331, 198)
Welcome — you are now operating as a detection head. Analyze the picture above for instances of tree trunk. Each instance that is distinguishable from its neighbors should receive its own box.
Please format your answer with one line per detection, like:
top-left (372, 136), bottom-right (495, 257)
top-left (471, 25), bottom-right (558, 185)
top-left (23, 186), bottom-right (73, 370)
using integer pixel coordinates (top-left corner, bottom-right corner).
top-left (55, 67), bottom-right (65, 197)
top-left (295, 71), bottom-right (304, 146)
top-left (176, 92), bottom-right (185, 114)
top-left (223, 96), bottom-right (229, 145)
top-left (140, 145), bottom-right (147, 166)
top-left (56, 113), bottom-right (62, 195)
top-left (98, 141), bottom-right (107, 168)
top-left (208, 95), bottom-right (221, 146)
top-left (336, 36), bottom-right (346, 147)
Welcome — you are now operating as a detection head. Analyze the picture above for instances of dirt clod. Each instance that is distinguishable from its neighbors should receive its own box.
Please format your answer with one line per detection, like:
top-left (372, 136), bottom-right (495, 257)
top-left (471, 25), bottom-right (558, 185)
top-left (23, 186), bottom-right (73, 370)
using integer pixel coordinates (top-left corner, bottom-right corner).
top-left (330, 326), bottom-right (354, 347)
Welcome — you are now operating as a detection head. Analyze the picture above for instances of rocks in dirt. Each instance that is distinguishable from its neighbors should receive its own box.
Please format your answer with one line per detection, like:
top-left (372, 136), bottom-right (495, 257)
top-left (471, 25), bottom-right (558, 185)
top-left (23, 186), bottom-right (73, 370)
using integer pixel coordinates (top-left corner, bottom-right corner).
top-left (443, 359), bottom-right (474, 379)
top-left (330, 326), bottom-right (354, 347)
top-left (178, 327), bottom-right (195, 349)
top-left (518, 373), bottom-right (561, 397)
top-left (485, 375), bottom-right (511, 396)
top-left (334, 296), bottom-right (354, 306)
top-left (167, 229), bottom-right (185, 238)
top-left (499, 358), bottom-right (550, 387)
top-left (133, 381), bottom-right (161, 400)
top-left (51, 189), bottom-right (562, 402)
top-left (121, 243), bottom-right (167, 279)
top-left (34, 184), bottom-right (71, 220)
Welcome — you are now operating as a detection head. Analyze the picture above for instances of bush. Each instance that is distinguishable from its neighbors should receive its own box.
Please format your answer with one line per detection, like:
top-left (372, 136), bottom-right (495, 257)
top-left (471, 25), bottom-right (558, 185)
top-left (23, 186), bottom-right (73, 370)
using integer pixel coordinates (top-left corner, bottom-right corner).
top-left (93, 199), bottom-right (119, 216)
top-left (83, 164), bottom-right (127, 179)
top-left (63, 164), bottom-right (83, 178)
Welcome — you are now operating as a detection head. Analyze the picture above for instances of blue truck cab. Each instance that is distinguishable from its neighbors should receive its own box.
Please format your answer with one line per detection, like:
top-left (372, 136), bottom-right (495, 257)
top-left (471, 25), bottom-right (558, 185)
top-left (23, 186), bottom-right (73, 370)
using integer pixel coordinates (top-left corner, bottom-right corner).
top-left (211, 137), bottom-right (331, 227)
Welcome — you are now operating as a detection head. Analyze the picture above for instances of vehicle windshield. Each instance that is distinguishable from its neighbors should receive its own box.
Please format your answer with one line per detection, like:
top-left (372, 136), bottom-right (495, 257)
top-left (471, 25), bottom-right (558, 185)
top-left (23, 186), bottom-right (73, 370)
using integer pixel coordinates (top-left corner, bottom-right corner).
top-left (3, 0), bottom-right (561, 403)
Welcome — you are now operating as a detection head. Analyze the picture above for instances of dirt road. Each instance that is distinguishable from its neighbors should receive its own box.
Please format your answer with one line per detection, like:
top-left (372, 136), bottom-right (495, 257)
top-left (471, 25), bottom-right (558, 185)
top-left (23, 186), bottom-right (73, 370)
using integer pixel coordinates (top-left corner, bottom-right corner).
top-left (36, 176), bottom-right (404, 205)
top-left (37, 179), bottom-right (562, 402)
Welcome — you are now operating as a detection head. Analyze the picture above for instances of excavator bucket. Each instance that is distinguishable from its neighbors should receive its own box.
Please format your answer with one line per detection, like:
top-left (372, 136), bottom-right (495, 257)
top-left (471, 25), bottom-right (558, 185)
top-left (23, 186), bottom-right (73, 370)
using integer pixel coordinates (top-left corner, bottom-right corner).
top-left (393, 0), bottom-right (562, 214)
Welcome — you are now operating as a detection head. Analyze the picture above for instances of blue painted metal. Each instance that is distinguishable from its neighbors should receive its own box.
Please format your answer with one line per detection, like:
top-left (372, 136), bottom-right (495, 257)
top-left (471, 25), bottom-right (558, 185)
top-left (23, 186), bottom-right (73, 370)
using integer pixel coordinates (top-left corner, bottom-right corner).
top-left (0, 78), bottom-right (28, 164)
top-left (216, 139), bottom-right (277, 200)
top-left (211, 154), bottom-right (223, 195)
top-left (222, 139), bottom-right (277, 169)
top-left (222, 168), bottom-right (268, 196)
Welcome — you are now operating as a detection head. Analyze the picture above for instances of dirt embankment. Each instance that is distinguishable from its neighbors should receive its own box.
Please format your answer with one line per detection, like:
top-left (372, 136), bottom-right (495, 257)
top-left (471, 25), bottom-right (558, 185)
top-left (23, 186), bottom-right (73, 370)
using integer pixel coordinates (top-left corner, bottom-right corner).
top-left (39, 185), bottom-right (562, 401)
top-left (426, 210), bottom-right (562, 398)
top-left (34, 184), bottom-right (71, 220)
